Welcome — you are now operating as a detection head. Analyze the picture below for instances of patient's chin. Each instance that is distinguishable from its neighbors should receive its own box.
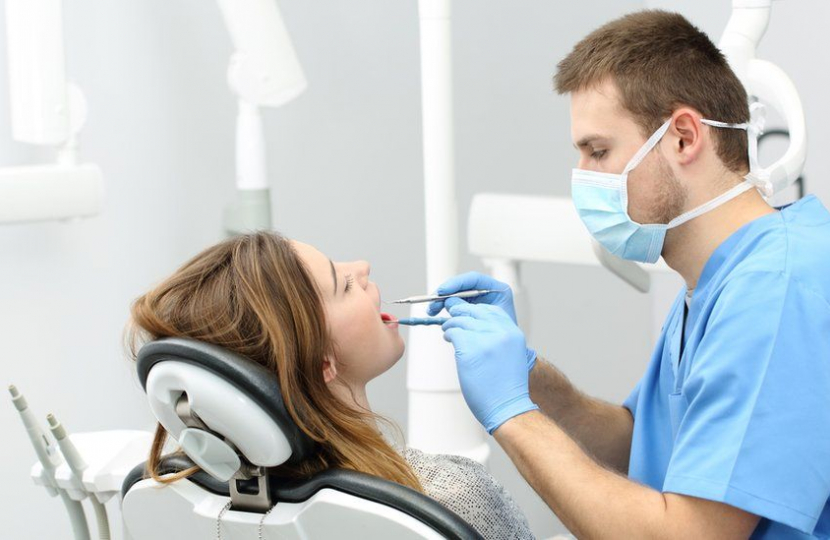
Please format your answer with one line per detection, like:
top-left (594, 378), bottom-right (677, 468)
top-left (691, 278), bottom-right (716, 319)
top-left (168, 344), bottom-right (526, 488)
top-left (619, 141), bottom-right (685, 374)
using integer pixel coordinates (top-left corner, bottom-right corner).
top-left (372, 343), bottom-right (405, 381)
top-left (392, 337), bottom-right (406, 365)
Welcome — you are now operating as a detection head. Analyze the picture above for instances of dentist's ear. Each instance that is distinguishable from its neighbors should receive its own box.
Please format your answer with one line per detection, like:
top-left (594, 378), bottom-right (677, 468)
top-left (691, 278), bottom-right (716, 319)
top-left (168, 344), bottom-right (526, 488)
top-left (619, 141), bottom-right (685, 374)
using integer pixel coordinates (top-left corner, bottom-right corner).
top-left (322, 356), bottom-right (338, 383)
top-left (670, 107), bottom-right (704, 166)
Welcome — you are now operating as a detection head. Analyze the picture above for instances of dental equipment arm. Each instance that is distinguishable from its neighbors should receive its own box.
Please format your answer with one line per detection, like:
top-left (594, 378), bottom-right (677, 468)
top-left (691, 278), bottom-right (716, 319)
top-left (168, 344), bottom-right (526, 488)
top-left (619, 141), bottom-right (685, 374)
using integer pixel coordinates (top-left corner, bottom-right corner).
top-left (48, 414), bottom-right (112, 540)
top-left (467, 194), bottom-right (653, 295)
top-left (9, 386), bottom-right (91, 540)
top-left (719, 0), bottom-right (806, 197)
top-left (215, 0), bottom-right (306, 234)
top-left (0, 0), bottom-right (103, 224)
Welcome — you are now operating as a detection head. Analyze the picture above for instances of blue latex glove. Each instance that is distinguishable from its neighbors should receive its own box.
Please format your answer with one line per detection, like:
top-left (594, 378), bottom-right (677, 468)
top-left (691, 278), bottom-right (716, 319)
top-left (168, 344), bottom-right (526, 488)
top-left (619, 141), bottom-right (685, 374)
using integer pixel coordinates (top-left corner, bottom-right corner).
top-left (441, 302), bottom-right (539, 434)
top-left (428, 272), bottom-right (537, 371)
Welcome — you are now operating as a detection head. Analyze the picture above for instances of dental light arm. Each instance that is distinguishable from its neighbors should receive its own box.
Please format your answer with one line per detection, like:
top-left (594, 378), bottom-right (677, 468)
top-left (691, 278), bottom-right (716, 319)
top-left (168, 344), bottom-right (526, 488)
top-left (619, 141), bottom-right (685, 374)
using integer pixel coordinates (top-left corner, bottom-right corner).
top-left (719, 0), bottom-right (806, 197)
top-left (0, 0), bottom-right (103, 225)
top-left (215, 0), bottom-right (306, 234)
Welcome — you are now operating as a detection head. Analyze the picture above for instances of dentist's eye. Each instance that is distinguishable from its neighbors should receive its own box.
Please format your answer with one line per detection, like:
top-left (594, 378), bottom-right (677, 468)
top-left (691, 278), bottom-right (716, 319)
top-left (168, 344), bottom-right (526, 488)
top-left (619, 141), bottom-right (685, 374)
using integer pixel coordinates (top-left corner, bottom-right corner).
top-left (591, 149), bottom-right (607, 160)
top-left (345, 274), bottom-right (354, 293)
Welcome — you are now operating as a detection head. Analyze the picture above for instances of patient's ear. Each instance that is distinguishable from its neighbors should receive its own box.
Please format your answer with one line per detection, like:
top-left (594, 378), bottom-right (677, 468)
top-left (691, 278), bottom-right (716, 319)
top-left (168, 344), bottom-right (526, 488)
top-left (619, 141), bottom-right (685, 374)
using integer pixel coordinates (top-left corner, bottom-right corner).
top-left (322, 356), bottom-right (338, 383)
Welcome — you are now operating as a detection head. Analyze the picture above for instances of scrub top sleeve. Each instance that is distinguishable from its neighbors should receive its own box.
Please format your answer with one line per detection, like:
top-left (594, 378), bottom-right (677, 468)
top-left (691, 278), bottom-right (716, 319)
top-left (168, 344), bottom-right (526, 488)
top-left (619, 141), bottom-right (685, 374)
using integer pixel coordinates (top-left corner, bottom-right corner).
top-left (663, 271), bottom-right (830, 534)
top-left (622, 380), bottom-right (641, 417)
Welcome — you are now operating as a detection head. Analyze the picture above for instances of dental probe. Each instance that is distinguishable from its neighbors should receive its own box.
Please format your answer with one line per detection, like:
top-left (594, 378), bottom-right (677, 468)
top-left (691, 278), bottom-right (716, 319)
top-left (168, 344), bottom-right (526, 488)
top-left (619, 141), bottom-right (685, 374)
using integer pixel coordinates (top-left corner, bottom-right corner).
top-left (9, 385), bottom-right (91, 540)
top-left (389, 289), bottom-right (504, 305)
top-left (384, 317), bottom-right (450, 326)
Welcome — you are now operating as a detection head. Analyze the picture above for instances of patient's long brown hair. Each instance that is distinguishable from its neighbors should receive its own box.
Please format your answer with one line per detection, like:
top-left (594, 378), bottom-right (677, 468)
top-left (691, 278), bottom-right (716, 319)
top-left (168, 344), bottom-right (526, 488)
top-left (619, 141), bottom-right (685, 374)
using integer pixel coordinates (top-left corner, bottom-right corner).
top-left (126, 231), bottom-right (422, 492)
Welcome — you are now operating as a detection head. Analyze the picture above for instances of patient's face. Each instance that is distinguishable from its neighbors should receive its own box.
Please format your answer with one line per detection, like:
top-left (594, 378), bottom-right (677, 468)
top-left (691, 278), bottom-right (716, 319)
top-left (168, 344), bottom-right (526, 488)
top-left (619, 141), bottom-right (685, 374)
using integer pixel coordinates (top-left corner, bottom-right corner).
top-left (292, 241), bottom-right (404, 387)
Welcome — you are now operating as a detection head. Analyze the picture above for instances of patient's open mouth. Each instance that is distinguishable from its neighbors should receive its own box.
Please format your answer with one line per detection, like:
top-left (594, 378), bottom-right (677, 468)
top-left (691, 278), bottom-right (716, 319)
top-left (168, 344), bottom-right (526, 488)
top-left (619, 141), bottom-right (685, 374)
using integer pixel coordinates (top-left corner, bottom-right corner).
top-left (380, 313), bottom-right (398, 325)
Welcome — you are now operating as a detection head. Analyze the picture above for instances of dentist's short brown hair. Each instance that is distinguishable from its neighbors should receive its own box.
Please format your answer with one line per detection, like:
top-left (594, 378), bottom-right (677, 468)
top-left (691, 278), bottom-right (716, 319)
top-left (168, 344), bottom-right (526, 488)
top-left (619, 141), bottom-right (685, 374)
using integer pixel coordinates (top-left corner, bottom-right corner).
top-left (555, 10), bottom-right (750, 174)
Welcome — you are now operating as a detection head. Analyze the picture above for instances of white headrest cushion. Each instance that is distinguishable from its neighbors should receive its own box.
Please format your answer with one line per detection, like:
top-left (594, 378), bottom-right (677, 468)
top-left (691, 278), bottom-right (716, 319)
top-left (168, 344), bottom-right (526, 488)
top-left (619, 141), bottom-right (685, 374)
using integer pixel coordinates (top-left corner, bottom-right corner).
top-left (146, 361), bottom-right (293, 467)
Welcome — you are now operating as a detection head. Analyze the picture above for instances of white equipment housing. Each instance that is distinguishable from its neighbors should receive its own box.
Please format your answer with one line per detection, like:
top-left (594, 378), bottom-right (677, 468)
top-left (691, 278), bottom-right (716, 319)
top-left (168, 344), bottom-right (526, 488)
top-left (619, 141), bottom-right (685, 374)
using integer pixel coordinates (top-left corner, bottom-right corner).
top-left (216, 0), bottom-right (306, 109)
top-left (0, 164), bottom-right (103, 224)
top-left (1, 0), bottom-right (104, 224)
top-left (469, 195), bottom-right (653, 295)
top-left (216, 0), bottom-right (307, 234)
top-left (30, 431), bottom-right (153, 504)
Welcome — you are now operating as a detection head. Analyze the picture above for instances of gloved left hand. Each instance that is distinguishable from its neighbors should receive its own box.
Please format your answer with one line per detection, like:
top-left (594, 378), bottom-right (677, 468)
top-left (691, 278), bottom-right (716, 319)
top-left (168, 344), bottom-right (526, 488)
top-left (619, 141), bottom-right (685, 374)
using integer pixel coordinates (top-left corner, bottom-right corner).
top-left (441, 302), bottom-right (539, 434)
top-left (438, 292), bottom-right (537, 373)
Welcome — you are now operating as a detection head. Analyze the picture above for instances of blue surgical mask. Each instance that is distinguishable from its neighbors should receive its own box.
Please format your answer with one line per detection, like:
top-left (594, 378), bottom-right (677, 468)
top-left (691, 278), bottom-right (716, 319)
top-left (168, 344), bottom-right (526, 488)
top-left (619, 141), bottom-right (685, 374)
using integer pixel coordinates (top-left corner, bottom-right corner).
top-left (571, 107), bottom-right (766, 264)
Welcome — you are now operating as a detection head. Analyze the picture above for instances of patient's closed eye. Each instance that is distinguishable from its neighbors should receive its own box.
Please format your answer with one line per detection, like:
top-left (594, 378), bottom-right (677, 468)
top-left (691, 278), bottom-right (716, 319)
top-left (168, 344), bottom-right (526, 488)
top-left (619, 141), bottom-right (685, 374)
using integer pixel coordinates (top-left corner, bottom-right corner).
top-left (345, 274), bottom-right (354, 293)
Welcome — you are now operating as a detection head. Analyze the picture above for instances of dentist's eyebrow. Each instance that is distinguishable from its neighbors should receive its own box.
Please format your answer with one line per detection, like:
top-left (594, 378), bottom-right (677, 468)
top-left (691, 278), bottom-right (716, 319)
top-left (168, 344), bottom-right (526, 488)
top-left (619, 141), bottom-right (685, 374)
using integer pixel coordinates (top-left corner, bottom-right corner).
top-left (329, 259), bottom-right (337, 296)
top-left (574, 134), bottom-right (607, 149)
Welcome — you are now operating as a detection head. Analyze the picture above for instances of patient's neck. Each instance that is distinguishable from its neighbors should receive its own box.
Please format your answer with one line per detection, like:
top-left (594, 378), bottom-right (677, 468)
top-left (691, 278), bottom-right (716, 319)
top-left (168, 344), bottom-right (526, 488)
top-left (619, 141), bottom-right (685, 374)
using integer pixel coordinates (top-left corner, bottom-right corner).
top-left (329, 379), bottom-right (372, 413)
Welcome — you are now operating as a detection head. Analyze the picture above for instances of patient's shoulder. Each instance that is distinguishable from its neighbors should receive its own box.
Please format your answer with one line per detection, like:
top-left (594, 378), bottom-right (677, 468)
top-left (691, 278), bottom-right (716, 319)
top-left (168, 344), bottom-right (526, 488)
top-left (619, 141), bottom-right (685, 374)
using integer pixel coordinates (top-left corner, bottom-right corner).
top-left (402, 446), bottom-right (535, 540)
top-left (402, 446), bottom-right (488, 487)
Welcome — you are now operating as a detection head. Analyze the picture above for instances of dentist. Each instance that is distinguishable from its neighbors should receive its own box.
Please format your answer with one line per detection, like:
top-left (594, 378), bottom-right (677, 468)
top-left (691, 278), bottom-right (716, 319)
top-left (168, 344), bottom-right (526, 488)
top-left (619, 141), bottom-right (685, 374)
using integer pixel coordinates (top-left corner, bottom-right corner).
top-left (430, 10), bottom-right (830, 539)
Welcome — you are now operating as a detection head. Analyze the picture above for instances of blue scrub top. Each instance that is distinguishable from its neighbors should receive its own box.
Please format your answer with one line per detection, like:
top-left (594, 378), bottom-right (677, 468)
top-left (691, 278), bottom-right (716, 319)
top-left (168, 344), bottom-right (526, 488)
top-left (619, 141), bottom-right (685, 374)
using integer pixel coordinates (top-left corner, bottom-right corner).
top-left (624, 195), bottom-right (830, 538)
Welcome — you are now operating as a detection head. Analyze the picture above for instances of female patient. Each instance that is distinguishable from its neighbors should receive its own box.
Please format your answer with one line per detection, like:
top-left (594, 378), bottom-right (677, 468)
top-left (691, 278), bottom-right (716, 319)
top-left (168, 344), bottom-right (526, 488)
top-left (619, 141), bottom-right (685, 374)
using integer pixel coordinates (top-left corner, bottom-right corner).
top-left (127, 231), bottom-right (534, 539)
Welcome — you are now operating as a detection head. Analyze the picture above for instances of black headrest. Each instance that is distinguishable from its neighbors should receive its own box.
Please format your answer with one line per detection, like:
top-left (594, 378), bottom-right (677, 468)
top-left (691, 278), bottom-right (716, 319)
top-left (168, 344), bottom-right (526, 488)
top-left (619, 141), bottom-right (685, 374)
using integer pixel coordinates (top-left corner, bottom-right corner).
top-left (122, 456), bottom-right (484, 540)
top-left (136, 337), bottom-right (318, 466)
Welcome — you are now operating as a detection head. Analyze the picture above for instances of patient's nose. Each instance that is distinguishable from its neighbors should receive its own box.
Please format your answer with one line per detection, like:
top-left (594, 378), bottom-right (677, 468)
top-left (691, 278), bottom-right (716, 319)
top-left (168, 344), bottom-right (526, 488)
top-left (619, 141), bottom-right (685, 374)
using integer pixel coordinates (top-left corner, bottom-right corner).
top-left (351, 260), bottom-right (370, 287)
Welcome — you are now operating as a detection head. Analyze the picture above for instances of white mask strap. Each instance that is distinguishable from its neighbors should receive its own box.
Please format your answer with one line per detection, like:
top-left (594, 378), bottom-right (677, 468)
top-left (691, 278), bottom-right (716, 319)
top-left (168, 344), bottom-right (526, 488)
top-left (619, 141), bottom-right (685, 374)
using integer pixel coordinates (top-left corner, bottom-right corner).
top-left (623, 119), bottom-right (673, 175)
top-left (667, 181), bottom-right (755, 229)
top-left (701, 102), bottom-right (768, 190)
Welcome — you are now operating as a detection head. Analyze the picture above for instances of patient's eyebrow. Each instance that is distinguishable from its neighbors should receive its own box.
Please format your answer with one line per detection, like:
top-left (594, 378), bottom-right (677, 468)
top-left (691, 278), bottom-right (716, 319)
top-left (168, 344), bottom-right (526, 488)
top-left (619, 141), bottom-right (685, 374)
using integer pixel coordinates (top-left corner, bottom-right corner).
top-left (329, 259), bottom-right (337, 296)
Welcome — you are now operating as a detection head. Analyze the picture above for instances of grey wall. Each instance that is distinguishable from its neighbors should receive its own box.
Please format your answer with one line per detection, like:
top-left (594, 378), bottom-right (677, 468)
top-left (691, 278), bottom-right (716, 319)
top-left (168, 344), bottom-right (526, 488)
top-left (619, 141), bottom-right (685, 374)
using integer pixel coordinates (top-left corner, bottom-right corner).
top-left (1, 1), bottom-right (823, 538)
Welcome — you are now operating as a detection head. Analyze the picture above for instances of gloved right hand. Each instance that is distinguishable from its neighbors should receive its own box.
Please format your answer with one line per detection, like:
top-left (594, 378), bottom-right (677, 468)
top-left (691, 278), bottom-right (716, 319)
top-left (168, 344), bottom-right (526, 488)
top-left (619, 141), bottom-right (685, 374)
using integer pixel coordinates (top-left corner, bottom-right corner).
top-left (441, 302), bottom-right (539, 434)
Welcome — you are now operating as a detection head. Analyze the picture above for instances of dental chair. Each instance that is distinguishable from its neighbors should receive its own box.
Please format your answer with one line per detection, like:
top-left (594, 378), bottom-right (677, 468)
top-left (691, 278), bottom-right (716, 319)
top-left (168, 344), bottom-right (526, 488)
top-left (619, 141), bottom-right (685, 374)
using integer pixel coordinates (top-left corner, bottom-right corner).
top-left (120, 338), bottom-right (483, 540)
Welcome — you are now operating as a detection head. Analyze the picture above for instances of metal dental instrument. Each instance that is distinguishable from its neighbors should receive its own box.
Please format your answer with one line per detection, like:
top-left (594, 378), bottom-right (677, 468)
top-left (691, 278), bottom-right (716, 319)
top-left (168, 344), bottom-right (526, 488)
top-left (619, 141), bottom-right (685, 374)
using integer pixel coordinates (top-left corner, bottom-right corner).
top-left (384, 317), bottom-right (450, 326)
top-left (388, 289), bottom-right (504, 305)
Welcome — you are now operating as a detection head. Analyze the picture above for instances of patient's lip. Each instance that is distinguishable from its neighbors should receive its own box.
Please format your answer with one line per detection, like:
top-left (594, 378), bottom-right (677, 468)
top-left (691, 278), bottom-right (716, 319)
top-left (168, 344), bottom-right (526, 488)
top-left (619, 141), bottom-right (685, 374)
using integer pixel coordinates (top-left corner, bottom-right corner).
top-left (381, 312), bottom-right (399, 328)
